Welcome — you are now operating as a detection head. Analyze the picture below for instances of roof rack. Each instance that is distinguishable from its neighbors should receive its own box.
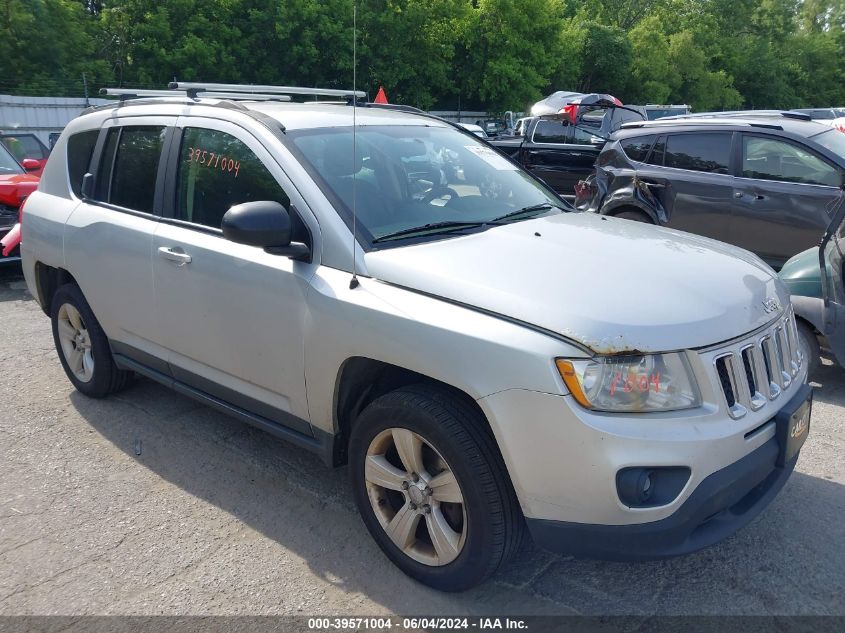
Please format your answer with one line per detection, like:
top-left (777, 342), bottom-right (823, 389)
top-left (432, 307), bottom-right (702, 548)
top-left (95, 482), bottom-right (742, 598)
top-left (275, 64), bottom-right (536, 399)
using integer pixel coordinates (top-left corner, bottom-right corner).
top-left (99, 88), bottom-right (292, 102)
top-left (621, 119), bottom-right (785, 131)
top-left (658, 110), bottom-right (812, 122)
top-left (169, 82), bottom-right (366, 99)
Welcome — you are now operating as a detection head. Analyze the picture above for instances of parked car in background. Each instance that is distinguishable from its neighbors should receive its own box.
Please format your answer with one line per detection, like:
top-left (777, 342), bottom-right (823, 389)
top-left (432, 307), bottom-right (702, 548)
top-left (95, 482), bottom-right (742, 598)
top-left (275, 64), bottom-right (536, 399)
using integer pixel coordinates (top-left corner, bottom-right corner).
top-left (0, 142), bottom-right (39, 263)
top-left (779, 196), bottom-right (845, 373)
top-left (0, 132), bottom-right (50, 176)
top-left (644, 104), bottom-right (691, 120)
top-left (490, 98), bottom-right (646, 197)
top-left (790, 108), bottom-right (845, 122)
top-left (576, 115), bottom-right (845, 269)
top-left (512, 117), bottom-right (531, 137)
top-left (457, 122), bottom-right (488, 138)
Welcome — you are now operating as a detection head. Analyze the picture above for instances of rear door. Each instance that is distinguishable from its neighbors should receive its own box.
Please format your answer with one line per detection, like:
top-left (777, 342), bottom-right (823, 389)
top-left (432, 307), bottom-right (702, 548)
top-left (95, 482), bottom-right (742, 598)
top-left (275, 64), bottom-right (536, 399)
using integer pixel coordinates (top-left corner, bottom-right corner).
top-left (63, 118), bottom-right (173, 366)
top-left (731, 133), bottom-right (841, 268)
top-left (649, 132), bottom-right (736, 241)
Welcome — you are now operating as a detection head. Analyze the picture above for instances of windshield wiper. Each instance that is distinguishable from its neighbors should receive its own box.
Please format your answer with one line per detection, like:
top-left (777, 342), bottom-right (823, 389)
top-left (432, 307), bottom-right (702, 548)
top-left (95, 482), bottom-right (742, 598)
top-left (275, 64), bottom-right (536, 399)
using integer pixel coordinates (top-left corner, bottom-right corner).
top-left (490, 202), bottom-right (566, 223)
top-left (372, 220), bottom-right (502, 243)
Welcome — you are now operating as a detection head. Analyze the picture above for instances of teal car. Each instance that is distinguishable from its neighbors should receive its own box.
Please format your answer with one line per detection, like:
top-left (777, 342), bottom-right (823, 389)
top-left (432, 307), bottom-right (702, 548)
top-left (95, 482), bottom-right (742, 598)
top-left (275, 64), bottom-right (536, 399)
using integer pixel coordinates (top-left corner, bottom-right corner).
top-left (779, 194), bottom-right (845, 373)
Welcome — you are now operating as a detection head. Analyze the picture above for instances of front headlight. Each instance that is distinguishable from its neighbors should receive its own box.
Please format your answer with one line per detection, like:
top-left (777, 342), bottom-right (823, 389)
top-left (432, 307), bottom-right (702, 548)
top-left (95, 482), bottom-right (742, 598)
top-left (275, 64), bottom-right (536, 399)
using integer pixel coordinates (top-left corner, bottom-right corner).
top-left (556, 353), bottom-right (701, 413)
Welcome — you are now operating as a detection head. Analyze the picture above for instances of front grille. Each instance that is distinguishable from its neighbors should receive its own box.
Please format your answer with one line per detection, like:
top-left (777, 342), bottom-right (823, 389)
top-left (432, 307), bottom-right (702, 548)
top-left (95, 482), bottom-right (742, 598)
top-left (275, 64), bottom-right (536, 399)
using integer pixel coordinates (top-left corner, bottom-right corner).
top-left (713, 309), bottom-right (802, 419)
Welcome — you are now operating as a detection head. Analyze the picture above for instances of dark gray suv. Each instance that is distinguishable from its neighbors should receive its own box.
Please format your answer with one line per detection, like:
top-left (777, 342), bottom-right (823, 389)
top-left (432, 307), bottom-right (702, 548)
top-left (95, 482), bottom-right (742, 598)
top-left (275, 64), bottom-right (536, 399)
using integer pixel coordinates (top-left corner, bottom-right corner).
top-left (576, 116), bottom-right (845, 269)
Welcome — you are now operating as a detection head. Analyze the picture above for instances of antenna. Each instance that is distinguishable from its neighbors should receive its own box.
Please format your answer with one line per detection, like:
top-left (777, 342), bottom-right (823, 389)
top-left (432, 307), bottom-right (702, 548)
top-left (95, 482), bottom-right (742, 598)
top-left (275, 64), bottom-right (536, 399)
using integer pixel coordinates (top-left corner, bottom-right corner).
top-left (349, 2), bottom-right (360, 290)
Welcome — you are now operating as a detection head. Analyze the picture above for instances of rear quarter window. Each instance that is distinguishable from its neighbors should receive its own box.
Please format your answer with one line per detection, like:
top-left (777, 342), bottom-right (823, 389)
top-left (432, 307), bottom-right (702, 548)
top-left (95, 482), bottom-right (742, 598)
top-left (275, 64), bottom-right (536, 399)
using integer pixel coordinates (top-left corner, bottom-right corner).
top-left (620, 135), bottom-right (657, 162)
top-left (67, 130), bottom-right (99, 197)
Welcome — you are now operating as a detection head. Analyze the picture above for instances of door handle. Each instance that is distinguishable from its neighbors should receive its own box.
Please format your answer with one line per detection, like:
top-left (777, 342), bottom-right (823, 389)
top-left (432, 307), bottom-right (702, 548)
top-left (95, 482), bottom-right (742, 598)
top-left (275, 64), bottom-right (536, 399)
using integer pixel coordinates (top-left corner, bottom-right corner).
top-left (734, 191), bottom-right (744, 198)
top-left (157, 246), bottom-right (192, 266)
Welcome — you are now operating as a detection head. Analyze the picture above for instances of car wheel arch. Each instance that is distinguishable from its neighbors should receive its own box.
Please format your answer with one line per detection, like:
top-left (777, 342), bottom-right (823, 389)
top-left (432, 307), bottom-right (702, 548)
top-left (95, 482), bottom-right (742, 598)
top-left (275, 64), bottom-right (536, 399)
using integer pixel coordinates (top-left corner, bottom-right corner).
top-left (35, 262), bottom-right (79, 317)
top-left (332, 357), bottom-right (504, 469)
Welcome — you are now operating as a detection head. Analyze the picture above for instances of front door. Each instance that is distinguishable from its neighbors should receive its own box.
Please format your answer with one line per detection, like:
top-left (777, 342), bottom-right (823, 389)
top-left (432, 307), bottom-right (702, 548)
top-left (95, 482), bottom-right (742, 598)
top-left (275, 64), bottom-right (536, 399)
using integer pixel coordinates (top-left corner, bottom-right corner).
top-left (731, 133), bottom-right (841, 269)
top-left (152, 118), bottom-right (316, 428)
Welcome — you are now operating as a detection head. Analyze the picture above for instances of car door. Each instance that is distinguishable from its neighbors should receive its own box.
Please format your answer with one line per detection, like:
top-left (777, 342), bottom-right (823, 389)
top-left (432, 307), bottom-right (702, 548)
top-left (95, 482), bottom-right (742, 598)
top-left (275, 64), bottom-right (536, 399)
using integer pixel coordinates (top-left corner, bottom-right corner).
top-left (523, 119), bottom-right (593, 196)
top-left (648, 132), bottom-right (736, 242)
top-left (732, 133), bottom-right (841, 268)
top-left (63, 119), bottom-right (173, 368)
top-left (152, 117), bottom-right (315, 429)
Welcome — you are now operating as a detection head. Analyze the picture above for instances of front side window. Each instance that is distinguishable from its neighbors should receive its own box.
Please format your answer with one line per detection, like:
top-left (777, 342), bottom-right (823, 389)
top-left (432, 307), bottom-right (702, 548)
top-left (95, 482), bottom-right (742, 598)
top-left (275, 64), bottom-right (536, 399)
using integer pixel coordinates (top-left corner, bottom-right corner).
top-left (664, 133), bottom-right (731, 174)
top-left (97, 126), bottom-right (166, 213)
top-left (175, 128), bottom-right (290, 230)
top-left (0, 143), bottom-right (23, 175)
top-left (1, 134), bottom-right (47, 161)
top-left (742, 136), bottom-right (840, 187)
top-left (288, 124), bottom-right (564, 248)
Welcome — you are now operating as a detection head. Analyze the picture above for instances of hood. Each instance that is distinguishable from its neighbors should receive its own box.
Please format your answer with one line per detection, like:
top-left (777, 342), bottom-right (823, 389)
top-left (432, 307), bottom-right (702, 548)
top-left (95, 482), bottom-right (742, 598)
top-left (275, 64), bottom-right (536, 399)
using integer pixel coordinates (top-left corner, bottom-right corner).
top-left (530, 91), bottom-right (622, 117)
top-left (779, 247), bottom-right (822, 299)
top-left (364, 213), bottom-right (787, 354)
top-left (0, 173), bottom-right (39, 208)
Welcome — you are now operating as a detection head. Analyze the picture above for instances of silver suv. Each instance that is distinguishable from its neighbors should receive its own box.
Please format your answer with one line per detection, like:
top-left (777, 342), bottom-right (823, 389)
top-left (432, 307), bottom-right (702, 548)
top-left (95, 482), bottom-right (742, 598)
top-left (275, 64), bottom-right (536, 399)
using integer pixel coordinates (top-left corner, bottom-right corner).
top-left (21, 84), bottom-right (812, 591)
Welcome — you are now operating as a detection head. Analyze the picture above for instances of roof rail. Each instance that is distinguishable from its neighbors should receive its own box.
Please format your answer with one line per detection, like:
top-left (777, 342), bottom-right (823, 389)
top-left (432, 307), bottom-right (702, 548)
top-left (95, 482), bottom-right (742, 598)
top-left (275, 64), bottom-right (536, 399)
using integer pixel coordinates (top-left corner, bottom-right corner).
top-left (99, 88), bottom-right (292, 102)
top-left (169, 82), bottom-right (366, 99)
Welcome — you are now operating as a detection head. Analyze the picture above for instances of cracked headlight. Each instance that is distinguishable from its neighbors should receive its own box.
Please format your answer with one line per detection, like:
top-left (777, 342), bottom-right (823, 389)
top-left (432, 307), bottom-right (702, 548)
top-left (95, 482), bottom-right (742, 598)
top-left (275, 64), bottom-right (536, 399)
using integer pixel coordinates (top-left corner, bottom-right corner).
top-left (556, 353), bottom-right (701, 413)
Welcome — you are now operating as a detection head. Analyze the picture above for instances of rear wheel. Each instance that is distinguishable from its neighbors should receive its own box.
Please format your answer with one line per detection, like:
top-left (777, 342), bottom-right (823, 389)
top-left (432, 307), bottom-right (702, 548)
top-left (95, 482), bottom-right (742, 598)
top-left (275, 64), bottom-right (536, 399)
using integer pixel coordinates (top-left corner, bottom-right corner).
top-left (50, 284), bottom-right (133, 398)
top-left (349, 384), bottom-right (523, 591)
top-left (612, 208), bottom-right (653, 224)
top-left (796, 319), bottom-right (820, 377)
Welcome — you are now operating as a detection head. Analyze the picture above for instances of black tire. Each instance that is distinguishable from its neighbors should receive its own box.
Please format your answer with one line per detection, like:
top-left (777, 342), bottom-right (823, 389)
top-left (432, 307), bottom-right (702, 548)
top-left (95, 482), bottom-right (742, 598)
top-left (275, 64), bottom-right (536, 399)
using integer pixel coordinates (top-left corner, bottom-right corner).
top-left (796, 319), bottom-right (820, 377)
top-left (349, 383), bottom-right (524, 591)
top-left (612, 208), bottom-right (654, 224)
top-left (50, 283), bottom-right (133, 398)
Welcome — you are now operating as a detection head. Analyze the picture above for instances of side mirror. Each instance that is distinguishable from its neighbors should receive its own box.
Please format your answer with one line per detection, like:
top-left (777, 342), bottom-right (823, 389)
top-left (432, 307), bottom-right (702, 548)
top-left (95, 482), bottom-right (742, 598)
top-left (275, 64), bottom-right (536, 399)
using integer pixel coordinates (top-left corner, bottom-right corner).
top-left (221, 201), bottom-right (310, 260)
top-left (21, 158), bottom-right (40, 172)
top-left (80, 173), bottom-right (94, 199)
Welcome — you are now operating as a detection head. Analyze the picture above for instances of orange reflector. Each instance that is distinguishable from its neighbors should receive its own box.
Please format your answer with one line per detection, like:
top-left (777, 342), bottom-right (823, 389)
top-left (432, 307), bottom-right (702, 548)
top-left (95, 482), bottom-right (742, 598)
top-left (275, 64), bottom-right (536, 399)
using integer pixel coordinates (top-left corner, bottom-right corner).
top-left (556, 359), bottom-right (592, 409)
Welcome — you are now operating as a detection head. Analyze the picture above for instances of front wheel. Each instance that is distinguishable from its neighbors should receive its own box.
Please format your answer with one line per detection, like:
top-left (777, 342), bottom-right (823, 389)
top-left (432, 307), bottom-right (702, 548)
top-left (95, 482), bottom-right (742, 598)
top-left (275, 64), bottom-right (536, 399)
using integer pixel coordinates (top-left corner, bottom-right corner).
top-left (612, 208), bottom-right (654, 224)
top-left (349, 384), bottom-right (523, 591)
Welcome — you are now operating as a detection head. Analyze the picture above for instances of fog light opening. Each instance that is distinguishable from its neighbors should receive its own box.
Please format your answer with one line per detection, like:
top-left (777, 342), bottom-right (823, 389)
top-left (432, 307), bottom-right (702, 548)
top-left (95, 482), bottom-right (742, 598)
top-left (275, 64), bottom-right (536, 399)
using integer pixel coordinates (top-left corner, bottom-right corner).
top-left (616, 466), bottom-right (691, 508)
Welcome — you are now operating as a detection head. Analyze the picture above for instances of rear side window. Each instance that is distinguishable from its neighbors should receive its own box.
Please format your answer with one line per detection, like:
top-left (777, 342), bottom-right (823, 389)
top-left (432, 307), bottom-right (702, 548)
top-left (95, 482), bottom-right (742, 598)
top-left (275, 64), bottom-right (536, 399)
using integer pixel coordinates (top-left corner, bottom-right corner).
top-left (620, 135), bottom-right (657, 162)
top-left (664, 133), bottom-right (731, 174)
top-left (175, 127), bottom-right (290, 230)
top-left (67, 130), bottom-right (99, 197)
top-left (532, 120), bottom-right (568, 143)
top-left (97, 126), bottom-right (166, 213)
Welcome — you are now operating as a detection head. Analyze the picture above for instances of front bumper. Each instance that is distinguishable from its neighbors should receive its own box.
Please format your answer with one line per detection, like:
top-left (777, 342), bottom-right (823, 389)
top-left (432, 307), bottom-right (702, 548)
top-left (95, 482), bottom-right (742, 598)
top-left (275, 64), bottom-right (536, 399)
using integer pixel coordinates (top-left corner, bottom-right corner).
top-left (527, 432), bottom-right (797, 560)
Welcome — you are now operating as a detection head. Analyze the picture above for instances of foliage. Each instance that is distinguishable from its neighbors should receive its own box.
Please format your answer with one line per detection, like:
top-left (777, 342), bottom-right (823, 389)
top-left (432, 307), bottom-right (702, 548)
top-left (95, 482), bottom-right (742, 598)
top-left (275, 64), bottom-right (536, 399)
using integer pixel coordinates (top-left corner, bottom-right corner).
top-left (2, 0), bottom-right (845, 113)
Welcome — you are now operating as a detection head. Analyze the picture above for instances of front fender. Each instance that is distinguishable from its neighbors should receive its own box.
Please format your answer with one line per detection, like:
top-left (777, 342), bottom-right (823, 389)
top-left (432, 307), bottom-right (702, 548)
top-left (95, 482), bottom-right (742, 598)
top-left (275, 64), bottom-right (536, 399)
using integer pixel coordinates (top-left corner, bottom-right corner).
top-left (303, 266), bottom-right (585, 436)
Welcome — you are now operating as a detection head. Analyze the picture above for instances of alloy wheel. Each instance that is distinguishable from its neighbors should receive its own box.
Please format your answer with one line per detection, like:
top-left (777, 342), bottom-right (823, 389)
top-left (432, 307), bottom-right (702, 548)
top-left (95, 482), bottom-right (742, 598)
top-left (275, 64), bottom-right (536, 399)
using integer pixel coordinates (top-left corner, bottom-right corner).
top-left (364, 427), bottom-right (467, 566)
top-left (56, 303), bottom-right (94, 383)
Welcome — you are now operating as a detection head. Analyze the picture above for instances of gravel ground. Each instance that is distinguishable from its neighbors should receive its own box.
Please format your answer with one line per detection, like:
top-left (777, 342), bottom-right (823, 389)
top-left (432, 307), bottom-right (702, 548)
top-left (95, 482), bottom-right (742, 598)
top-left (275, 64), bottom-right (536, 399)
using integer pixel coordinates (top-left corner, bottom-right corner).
top-left (0, 266), bottom-right (843, 616)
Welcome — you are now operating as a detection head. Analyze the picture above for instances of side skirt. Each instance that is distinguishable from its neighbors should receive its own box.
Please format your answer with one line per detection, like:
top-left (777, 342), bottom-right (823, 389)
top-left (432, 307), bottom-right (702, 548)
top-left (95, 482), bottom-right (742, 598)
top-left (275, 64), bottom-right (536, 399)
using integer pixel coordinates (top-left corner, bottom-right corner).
top-left (113, 352), bottom-right (337, 467)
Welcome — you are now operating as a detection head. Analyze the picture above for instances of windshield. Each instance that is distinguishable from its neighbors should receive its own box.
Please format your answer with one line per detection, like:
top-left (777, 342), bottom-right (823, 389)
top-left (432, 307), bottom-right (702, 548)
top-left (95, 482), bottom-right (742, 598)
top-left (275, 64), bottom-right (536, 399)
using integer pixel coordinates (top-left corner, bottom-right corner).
top-left (0, 143), bottom-right (24, 175)
top-left (287, 125), bottom-right (564, 247)
top-left (812, 129), bottom-right (845, 161)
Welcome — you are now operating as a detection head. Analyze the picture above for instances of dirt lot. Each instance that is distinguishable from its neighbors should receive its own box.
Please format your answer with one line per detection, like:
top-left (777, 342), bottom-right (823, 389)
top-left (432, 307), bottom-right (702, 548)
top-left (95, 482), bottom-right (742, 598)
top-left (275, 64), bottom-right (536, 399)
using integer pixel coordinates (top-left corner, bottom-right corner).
top-left (1, 266), bottom-right (843, 616)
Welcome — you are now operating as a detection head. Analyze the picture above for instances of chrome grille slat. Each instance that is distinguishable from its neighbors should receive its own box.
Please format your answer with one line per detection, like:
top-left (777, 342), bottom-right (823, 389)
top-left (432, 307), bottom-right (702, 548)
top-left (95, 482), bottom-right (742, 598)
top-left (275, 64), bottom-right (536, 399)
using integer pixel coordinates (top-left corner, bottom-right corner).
top-left (712, 309), bottom-right (801, 418)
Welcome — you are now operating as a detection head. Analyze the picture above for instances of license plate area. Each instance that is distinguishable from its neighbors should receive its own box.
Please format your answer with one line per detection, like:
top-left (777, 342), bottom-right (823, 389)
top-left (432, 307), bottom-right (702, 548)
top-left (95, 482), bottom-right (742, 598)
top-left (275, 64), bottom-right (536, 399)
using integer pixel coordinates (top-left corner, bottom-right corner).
top-left (774, 388), bottom-right (812, 466)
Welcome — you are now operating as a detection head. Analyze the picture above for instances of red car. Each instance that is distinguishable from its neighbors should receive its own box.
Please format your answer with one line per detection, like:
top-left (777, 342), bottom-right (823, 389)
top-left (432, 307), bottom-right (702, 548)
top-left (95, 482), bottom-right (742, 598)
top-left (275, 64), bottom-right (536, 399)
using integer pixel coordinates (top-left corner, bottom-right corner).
top-left (0, 143), bottom-right (39, 262)
top-left (0, 133), bottom-right (50, 177)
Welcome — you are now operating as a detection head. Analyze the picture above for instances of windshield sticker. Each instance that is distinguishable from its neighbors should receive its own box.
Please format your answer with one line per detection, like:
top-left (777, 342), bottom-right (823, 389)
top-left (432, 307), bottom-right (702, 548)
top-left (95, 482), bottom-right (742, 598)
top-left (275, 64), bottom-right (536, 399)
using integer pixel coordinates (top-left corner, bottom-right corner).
top-left (186, 147), bottom-right (240, 177)
top-left (464, 145), bottom-right (517, 170)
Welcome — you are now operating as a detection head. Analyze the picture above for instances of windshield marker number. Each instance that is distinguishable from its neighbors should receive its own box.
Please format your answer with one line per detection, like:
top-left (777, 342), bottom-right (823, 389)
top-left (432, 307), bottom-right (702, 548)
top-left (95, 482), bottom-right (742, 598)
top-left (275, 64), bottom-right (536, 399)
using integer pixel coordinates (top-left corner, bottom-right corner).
top-left (186, 147), bottom-right (240, 177)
